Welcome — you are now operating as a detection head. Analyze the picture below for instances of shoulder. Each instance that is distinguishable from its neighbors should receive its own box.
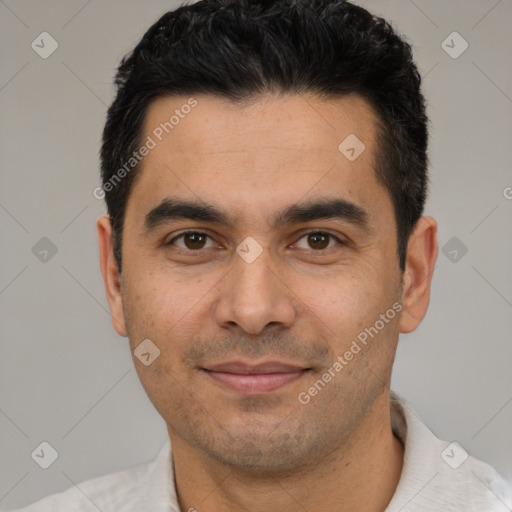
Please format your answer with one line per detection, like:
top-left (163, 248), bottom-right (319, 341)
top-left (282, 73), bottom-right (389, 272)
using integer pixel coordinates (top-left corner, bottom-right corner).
top-left (388, 393), bottom-right (512, 512)
top-left (416, 452), bottom-right (512, 511)
top-left (5, 440), bottom-right (174, 512)
top-left (6, 460), bottom-right (153, 512)
top-left (7, 464), bottom-right (150, 512)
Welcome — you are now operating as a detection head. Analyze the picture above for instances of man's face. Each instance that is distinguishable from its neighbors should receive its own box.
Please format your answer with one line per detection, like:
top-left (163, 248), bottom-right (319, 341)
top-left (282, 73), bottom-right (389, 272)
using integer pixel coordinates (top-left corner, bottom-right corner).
top-left (114, 93), bottom-right (405, 471)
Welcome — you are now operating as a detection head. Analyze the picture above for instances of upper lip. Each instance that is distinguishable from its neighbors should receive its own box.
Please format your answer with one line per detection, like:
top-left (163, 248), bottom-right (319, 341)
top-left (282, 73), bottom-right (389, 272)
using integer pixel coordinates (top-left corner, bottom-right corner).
top-left (203, 360), bottom-right (309, 374)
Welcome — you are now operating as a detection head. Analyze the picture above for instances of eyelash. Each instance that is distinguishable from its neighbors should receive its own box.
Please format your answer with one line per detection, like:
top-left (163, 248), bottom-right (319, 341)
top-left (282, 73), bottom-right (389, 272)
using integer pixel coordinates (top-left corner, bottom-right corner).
top-left (167, 230), bottom-right (345, 252)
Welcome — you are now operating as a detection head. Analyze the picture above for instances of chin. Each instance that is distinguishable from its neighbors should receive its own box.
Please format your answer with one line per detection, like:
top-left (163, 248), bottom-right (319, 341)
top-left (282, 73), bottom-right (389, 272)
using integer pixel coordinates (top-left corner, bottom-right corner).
top-left (199, 422), bottom-right (321, 475)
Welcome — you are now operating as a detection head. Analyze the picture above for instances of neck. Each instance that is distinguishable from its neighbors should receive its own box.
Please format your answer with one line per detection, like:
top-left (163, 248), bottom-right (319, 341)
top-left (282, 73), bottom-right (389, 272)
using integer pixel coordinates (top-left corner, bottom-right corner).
top-left (170, 390), bottom-right (403, 512)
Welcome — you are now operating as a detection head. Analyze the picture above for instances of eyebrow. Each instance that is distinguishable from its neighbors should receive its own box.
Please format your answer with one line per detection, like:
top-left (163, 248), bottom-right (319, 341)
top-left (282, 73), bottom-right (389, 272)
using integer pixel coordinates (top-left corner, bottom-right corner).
top-left (144, 197), bottom-right (370, 232)
top-left (272, 198), bottom-right (369, 230)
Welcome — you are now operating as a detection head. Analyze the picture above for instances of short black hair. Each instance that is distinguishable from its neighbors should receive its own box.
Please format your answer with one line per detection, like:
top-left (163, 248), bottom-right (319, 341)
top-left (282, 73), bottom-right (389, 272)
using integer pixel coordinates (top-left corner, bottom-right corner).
top-left (100, 0), bottom-right (428, 272)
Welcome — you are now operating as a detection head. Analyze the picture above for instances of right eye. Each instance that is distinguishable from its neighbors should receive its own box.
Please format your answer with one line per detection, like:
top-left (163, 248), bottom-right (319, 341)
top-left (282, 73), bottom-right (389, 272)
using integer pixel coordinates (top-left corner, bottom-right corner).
top-left (167, 231), bottom-right (216, 251)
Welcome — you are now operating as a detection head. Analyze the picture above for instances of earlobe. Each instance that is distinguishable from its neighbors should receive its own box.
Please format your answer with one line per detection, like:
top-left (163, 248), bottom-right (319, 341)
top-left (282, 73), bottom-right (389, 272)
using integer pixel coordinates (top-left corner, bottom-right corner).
top-left (97, 215), bottom-right (128, 337)
top-left (399, 216), bottom-right (438, 334)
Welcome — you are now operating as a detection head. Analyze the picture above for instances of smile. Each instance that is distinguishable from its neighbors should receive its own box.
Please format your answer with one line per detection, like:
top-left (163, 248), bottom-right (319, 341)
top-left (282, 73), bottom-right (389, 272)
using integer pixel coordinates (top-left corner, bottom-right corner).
top-left (202, 361), bottom-right (310, 395)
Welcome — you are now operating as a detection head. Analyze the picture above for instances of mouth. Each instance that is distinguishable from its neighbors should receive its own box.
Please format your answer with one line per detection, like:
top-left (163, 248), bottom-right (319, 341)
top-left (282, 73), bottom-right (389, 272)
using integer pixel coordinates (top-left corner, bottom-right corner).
top-left (201, 360), bottom-right (311, 395)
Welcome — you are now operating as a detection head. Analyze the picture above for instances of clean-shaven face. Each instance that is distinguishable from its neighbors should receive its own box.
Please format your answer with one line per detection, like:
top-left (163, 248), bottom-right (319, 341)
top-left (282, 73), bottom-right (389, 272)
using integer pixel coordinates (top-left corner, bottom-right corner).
top-left (116, 93), bottom-right (404, 473)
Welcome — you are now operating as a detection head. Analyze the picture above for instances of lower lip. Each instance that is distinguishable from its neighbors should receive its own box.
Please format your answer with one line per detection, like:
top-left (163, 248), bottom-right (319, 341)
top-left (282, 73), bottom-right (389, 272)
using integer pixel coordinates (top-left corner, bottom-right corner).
top-left (204, 370), bottom-right (307, 395)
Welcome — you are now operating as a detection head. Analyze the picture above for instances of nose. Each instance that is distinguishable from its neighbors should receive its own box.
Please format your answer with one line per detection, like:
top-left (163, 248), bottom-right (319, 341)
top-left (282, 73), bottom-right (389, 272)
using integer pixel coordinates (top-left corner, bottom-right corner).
top-left (213, 246), bottom-right (297, 335)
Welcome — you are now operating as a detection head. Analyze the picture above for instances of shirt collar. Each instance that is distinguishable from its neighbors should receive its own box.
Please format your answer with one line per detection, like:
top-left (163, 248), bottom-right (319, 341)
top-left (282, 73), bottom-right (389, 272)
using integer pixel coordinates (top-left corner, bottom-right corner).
top-left (131, 437), bottom-right (179, 512)
top-left (386, 391), bottom-right (442, 511)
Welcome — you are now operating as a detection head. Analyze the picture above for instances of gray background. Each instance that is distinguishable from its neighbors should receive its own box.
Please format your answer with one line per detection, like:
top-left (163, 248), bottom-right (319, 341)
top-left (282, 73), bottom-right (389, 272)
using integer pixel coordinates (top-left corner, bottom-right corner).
top-left (1, 0), bottom-right (511, 509)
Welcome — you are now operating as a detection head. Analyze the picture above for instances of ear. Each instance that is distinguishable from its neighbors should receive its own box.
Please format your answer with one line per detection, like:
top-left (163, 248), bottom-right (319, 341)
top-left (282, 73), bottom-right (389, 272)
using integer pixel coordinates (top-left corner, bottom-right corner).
top-left (97, 215), bottom-right (128, 337)
top-left (399, 216), bottom-right (438, 334)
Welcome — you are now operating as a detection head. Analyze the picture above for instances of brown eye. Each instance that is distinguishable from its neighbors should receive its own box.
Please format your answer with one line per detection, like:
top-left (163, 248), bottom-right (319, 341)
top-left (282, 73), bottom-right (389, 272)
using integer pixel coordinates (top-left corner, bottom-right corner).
top-left (184, 233), bottom-right (207, 249)
top-left (307, 232), bottom-right (330, 250)
top-left (170, 232), bottom-right (214, 251)
top-left (294, 231), bottom-right (341, 251)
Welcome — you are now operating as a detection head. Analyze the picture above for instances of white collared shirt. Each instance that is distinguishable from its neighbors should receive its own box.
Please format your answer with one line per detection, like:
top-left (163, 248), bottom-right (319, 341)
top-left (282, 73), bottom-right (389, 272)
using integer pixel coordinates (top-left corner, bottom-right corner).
top-left (7, 393), bottom-right (512, 511)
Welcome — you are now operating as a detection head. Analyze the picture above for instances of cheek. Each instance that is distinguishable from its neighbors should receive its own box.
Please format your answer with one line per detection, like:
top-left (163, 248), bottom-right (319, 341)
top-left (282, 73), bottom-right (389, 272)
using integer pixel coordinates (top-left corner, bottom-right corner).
top-left (122, 272), bottom-right (206, 404)
top-left (298, 268), bottom-right (396, 345)
top-left (122, 267), bottom-right (214, 349)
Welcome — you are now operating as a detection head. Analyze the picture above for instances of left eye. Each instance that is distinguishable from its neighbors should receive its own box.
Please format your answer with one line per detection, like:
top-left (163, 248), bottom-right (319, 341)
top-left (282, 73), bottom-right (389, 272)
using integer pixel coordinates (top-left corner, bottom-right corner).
top-left (170, 232), bottom-right (215, 250)
top-left (294, 232), bottom-right (341, 251)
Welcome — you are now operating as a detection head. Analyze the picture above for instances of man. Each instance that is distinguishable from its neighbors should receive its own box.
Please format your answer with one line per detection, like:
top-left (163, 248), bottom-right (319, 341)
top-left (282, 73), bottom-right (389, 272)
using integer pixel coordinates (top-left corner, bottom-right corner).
top-left (10, 0), bottom-right (511, 511)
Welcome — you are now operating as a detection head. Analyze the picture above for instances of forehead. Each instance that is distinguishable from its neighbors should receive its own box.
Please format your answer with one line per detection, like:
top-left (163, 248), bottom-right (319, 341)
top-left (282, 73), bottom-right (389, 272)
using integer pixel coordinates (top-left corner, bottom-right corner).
top-left (128, 93), bottom-right (388, 223)
top-left (143, 92), bottom-right (377, 160)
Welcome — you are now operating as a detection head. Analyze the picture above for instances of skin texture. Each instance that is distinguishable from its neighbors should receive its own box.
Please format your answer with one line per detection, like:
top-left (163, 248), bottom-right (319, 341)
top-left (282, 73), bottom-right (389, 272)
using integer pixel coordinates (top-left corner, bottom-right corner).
top-left (98, 93), bottom-right (438, 512)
